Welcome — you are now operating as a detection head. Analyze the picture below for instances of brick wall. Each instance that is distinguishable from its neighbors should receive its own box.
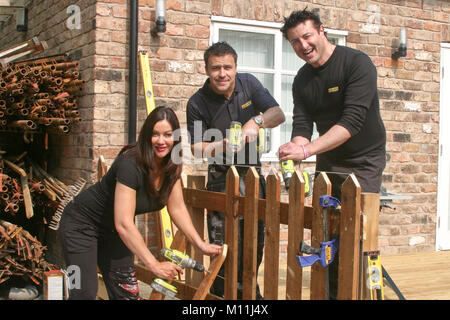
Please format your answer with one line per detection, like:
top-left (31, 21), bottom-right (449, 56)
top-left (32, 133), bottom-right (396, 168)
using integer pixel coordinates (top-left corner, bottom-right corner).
top-left (1, 0), bottom-right (448, 257)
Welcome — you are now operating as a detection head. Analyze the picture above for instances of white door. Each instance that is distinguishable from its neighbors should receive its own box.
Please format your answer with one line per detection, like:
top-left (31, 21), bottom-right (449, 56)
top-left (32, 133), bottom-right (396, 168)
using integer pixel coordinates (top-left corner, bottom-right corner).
top-left (437, 44), bottom-right (450, 250)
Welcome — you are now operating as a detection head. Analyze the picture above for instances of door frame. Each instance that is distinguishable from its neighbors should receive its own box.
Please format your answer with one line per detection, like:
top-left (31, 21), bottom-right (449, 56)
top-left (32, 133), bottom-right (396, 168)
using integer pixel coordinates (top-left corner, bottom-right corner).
top-left (436, 43), bottom-right (450, 250)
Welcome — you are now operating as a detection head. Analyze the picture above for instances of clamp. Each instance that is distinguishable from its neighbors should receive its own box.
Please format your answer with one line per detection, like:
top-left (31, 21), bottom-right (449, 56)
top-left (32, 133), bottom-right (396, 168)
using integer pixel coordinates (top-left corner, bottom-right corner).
top-left (297, 195), bottom-right (341, 299)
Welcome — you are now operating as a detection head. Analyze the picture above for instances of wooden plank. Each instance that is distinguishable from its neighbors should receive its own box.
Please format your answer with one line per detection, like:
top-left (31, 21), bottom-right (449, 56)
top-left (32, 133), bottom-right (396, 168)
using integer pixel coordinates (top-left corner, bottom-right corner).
top-left (192, 244), bottom-right (228, 300)
top-left (97, 155), bottom-right (108, 181)
top-left (4, 159), bottom-right (33, 219)
top-left (360, 193), bottom-right (380, 300)
top-left (286, 170), bottom-right (305, 300)
top-left (263, 169), bottom-right (281, 300)
top-left (183, 188), bottom-right (313, 229)
top-left (185, 175), bottom-right (206, 287)
top-left (337, 174), bottom-right (361, 300)
top-left (310, 172), bottom-right (331, 300)
top-left (361, 193), bottom-right (380, 252)
top-left (224, 166), bottom-right (239, 300)
top-left (242, 168), bottom-right (259, 300)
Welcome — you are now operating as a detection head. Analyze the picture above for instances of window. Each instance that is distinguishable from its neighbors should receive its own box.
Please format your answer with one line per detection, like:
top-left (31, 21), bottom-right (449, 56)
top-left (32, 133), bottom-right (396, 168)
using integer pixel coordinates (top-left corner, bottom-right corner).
top-left (210, 17), bottom-right (347, 162)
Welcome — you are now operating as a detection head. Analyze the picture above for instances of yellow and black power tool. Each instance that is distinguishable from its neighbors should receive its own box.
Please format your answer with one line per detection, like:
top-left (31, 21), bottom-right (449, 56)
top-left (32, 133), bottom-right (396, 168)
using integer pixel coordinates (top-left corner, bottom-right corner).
top-left (150, 248), bottom-right (207, 298)
top-left (280, 159), bottom-right (312, 196)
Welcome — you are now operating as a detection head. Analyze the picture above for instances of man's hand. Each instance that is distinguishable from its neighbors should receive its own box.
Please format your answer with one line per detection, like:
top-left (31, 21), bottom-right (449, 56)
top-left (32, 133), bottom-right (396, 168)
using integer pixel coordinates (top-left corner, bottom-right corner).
top-left (241, 118), bottom-right (259, 144)
top-left (278, 141), bottom-right (306, 161)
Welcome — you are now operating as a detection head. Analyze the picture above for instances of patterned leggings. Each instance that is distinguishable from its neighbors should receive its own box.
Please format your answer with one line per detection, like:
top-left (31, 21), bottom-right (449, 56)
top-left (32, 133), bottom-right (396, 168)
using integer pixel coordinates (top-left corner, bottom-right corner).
top-left (59, 202), bottom-right (139, 300)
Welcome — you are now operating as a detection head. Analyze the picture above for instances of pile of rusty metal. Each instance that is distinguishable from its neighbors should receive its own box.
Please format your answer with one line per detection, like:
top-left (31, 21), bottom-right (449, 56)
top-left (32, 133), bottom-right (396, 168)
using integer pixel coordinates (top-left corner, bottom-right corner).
top-left (0, 53), bottom-right (83, 134)
top-left (0, 150), bottom-right (86, 223)
top-left (0, 219), bottom-right (56, 285)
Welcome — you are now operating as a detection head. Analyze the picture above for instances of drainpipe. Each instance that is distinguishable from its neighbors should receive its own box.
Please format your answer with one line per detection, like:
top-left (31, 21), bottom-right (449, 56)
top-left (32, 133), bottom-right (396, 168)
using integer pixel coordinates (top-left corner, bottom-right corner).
top-left (128, 0), bottom-right (138, 143)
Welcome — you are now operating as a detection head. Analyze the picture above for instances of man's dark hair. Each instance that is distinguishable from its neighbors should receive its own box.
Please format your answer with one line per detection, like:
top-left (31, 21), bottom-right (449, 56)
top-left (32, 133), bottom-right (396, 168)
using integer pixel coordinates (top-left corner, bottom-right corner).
top-left (280, 9), bottom-right (322, 40)
top-left (204, 41), bottom-right (238, 65)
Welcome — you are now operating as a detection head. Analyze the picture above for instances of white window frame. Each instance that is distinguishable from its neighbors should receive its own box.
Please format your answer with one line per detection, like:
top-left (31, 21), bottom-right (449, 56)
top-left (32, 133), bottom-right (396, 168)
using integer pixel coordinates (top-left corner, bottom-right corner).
top-left (210, 16), bottom-right (348, 163)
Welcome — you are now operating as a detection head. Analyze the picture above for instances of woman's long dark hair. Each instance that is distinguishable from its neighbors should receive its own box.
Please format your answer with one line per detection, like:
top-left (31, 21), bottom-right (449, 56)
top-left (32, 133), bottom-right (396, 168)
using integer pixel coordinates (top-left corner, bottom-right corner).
top-left (119, 106), bottom-right (182, 205)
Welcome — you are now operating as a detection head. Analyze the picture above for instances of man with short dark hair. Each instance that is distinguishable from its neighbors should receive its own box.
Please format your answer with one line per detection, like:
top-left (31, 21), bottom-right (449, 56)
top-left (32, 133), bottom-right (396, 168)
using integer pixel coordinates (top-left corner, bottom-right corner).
top-left (187, 41), bottom-right (285, 299)
top-left (279, 9), bottom-right (386, 299)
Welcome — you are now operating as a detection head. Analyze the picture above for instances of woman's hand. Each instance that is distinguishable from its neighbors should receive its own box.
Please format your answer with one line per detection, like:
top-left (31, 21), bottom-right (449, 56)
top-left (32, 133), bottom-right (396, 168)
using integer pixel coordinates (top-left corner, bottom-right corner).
top-left (149, 261), bottom-right (183, 280)
top-left (197, 241), bottom-right (222, 257)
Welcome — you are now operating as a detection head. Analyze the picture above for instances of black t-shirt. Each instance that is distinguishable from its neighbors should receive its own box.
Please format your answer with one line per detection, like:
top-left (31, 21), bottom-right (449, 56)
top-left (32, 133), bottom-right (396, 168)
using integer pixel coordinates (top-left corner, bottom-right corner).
top-left (187, 73), bottom-right (279, 169)
top-left (291, 45), bottom-right (386, 162)
top-left (72, 153), bottom-right (164, 229)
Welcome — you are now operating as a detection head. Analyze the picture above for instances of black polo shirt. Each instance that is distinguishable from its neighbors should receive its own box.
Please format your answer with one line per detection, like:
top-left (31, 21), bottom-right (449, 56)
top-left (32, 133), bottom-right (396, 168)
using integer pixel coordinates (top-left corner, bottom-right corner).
top-left (187, 73), bottom-right (279, 168)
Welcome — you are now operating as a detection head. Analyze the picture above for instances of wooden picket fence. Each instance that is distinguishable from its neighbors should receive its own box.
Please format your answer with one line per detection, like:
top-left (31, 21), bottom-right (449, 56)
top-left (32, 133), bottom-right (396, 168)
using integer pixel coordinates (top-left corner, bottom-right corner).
top-left (135, 166), bottom-right (380, 300)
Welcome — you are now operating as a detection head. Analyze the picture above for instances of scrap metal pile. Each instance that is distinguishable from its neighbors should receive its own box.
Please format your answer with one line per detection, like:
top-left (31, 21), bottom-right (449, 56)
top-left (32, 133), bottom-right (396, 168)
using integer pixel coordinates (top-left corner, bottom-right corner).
top-left (0, 152), bottom-right (86, 228)
top-left (0, 53), bottom-right (83, 134)
top-left (0, 219), bottom-right (56, 285)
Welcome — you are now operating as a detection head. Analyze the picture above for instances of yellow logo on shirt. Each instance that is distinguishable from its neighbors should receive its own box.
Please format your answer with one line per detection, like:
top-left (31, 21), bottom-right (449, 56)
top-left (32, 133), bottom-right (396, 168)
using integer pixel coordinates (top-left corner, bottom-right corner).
top-left (241, 100), bottom-right (252, 109)
top-left (328, 86), bottom-right (339, 93)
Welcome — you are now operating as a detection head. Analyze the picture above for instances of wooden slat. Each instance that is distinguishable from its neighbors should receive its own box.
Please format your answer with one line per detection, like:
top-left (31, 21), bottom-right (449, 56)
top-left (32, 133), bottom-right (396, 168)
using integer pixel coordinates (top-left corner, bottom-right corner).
top-left (310, 172), bottom-right (331, 300)
top-left (337, 174), bottom-right (361, 300)
top-left (4, 159), bottom-right (33, 219)
top-left (183, 188), bottom-right (313, 229)
top-left (263, 170), bottom-right (281, 300)
top-left (185, 175), bottom-right (206, 287)
top-left (286, 170), bottom-right (305, 300)
top-left (192, 244), bottom-right (228, 300)
top-left (242, 168), bottom-right (259, 300)
top-left (361, 193), bottom-right (380, 252)
top-left (359, 193), bottom-right (380, 299)
top-left (224, 167), bottom-right (239, 300)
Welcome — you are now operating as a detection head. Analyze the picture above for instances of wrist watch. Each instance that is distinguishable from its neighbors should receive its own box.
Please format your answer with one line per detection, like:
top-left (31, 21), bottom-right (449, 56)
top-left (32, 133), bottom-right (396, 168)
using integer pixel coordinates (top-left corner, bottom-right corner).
top-left (253, 115), bottom-right (263, 127)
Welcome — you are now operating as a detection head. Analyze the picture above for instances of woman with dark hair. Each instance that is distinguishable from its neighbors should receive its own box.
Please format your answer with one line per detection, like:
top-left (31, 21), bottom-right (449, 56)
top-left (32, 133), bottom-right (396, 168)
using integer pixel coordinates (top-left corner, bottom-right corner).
top-left (59, 106), bottom-right (221, 300)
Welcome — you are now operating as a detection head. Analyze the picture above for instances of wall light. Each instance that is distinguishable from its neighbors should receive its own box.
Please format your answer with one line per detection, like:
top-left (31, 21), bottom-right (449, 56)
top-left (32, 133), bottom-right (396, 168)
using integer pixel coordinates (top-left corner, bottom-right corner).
top-left (154, 0), bottom-right (166, 36)
top-left (392, 27), bottom-right (407, 60)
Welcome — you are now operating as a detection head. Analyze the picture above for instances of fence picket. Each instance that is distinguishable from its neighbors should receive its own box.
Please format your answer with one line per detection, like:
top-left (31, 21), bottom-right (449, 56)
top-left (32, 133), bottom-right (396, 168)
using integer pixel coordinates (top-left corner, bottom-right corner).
top-left (224, 167), bottom-right (239, 300)
top-left (241, 167), bottom-right (260, 300)
top-left (286, 170), bottom-right (305, 300)
top-left (310, 172), bottom-right (331, 300)
top-left (337, 174), bottom-right (361, 300)
top-left (263, 170), bottom-right (281, 300)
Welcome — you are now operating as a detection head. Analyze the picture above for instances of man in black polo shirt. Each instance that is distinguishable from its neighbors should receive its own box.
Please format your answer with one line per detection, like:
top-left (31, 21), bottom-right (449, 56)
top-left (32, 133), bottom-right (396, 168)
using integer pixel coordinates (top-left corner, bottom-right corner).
top-left (278, 9), bottom-right (386, 299)
top-left (187, 41), bottom-right (285, 299)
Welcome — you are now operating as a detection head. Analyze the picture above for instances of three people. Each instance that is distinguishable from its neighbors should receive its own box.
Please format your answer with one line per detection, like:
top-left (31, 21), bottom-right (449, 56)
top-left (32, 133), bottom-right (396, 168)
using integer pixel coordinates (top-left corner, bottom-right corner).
top-left (61, 8), bottom-right (385, 301)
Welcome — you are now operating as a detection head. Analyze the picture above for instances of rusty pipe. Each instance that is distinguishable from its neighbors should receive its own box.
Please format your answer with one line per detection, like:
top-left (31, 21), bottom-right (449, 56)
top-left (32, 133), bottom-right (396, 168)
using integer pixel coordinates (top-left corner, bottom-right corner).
top-left (47, 125), bottom-right (69, 134)
top-left (8, 120), bottom-right (37, 130)
top-left (17, 108), bottom-right (29, 117)
top-left (6, 83), bottom-right (22, 91)
top-left (65, 79), bottom-right (85, 87)
top-left (4, 202), bottom-right (19, 214)
top-left (33, 93), bottom-right (49, 99)
top-left (35, 99), bottom-right (51, 106)
top-left (62, 102), bottom-right (76, 109)
top-left (10, 89), bottom-right (24, 96)
top-left (30, 105), bottom-right (47, 114)
top-left (11, 102), bottom-right (23, 109)
top-left (34, 118), bottom-right (53, 125)
top-left (65, 110), bottom-right (79, 117)
top-left (52, 62), bottom-right (79, 70)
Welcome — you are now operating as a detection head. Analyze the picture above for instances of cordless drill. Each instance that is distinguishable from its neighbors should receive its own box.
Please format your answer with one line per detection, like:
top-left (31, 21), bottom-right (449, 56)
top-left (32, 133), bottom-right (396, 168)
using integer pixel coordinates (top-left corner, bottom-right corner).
top-left (150, 248), bottom-right (207, 298)
top-left (161, 247), bottom-right (206, 272)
